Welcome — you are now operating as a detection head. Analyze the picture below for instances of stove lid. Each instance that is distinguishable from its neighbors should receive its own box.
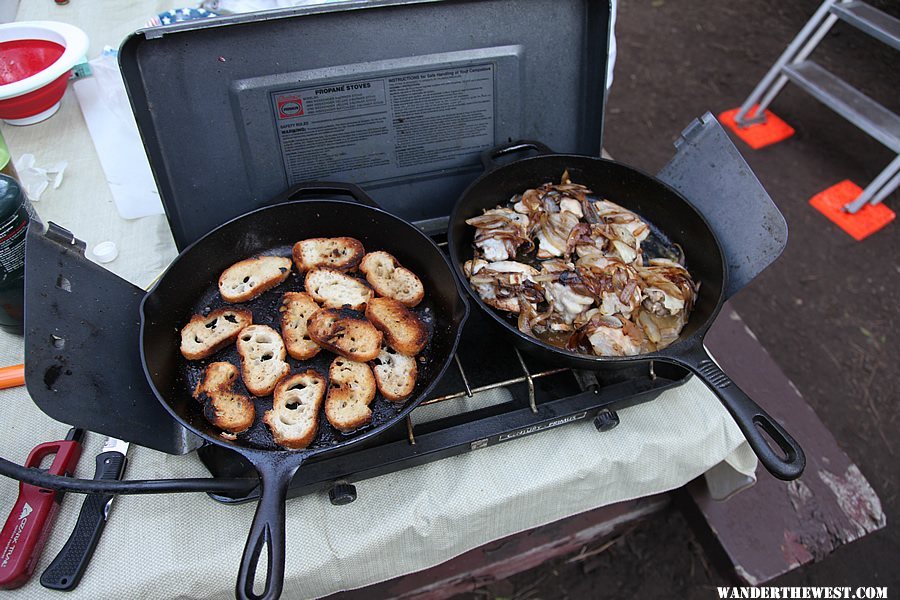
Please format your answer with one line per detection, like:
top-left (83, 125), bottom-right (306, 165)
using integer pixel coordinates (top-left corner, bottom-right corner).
top-left (120, 0), bottom-right (611, 250)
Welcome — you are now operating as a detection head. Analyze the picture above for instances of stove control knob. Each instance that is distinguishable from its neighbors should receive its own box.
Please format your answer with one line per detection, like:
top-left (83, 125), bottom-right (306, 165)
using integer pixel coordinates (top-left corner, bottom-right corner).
top-left (593, 409), bottom-right (620, 432)
top-left (328, 482), bottom-right (357, 506)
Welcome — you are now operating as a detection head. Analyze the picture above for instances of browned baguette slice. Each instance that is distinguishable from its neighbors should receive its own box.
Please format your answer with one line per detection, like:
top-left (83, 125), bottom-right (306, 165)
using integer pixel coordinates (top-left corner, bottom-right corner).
top-left (193, 362), bottom-right (255, 434)
top-left (304, 267), bottom-right (373, 311)
top-left (180, 308), bottom-right (252, 360)
top-left (372, 347), bottom-right (418, 402)
top-left (307, 308), bottom-right (382, 362)
top-left (200, 391), bottom-right (255, 435)
top-left (218, 256), bottom-right (292, 303)
top-left (325, 357), bottom-right (376, 432)
top-left (365, 297), bottom-right (428, 356)
top-left (263, 370), bottom-right (327, 449)
top-left (279, 292), bottom-right (321, 360)
top-left (359, 251), bottom-right (424, 307)
top-left (292, 237), bottom-right (365, 273)
top-left (192, 361), bottom-right (239, 399)
top-left (236, 325), bottom-right (291, 396)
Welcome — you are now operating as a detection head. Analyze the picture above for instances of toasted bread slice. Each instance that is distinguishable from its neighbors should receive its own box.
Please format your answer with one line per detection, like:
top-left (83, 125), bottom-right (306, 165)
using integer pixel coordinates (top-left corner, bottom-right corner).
top-left (193, 362), bottom-right (255, 434)
top-left (192, 361), bottom-right (240, 398)
top-left (325, 357), bottom-right (376, 432)
top-left (279, 292), bottom-right (321, 360)
top-left (219, 256), bottom-right (292, 303)
top-left (292, 237), bottom-right (365, 273)
top-left (304, 268), bottom-right (373, 310)
top-left (359, 251), bottom-right (424, 307)
top-left (263, 370), bottom-right (327, 449)
top-left (236, 325), bottom-right (290, 396)
top-left (372, 347), bottom-right (418, 402)
top-left (365, 297), bottom-right (428, 356)
top-left (201, 395), bottom-right (255, 435)
top-left (307, 308), bottom-right (382, 362)
top-left (180, 308), bottom-right (252, 360)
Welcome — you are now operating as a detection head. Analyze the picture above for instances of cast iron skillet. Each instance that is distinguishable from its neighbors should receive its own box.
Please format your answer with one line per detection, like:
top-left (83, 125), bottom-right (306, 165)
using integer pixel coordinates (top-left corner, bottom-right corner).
top-left (140, 183), bottom-right (469, 600)
top-left (447, 142), bottom-right (805, 481)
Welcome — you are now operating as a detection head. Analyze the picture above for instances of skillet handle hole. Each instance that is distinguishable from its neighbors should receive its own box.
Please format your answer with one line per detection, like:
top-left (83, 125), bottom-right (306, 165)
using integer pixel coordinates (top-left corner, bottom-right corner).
top-left (753, 417), bottom-right (790, 462)
top-left (252, 536), bottom-right (269, 598)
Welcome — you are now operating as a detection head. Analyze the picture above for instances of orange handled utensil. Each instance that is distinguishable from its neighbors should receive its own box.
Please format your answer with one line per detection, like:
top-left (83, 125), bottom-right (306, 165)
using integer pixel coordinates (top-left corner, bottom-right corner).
top-left (0, 364), bottom-right (25, 389)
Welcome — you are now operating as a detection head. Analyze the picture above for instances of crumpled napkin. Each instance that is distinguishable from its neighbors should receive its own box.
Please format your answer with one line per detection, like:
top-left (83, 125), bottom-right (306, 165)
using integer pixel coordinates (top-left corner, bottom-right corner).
top-left (13, 154), bottom-right (68, 201)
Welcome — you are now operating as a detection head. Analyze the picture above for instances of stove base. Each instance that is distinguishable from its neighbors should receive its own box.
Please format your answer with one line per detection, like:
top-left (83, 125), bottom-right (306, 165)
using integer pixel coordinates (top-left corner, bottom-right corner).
top-left (199, 361), bottom-right (690, 504)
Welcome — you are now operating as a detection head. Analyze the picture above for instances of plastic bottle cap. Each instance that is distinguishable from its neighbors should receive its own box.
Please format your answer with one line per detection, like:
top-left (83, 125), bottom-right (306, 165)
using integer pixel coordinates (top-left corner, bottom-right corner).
top-left (91, 241), bottom-right (118, 263)
top-left (0, 174), bottom-right (23, 211)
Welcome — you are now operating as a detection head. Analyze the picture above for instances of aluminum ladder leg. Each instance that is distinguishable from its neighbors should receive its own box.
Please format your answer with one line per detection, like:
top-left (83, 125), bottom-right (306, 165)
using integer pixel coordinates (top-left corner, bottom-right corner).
top-left (733, 0), bottom-right (900, 213)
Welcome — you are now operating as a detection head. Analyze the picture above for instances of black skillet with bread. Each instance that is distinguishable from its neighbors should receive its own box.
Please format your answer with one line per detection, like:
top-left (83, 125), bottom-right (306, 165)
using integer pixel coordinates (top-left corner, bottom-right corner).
top-left (140, 182), bottom-right (468, 600)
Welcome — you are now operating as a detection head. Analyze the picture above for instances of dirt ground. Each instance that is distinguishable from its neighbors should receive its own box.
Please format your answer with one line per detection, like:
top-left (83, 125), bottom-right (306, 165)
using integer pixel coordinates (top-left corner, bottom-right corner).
top-left (461, 0), bottom-right (899, 598)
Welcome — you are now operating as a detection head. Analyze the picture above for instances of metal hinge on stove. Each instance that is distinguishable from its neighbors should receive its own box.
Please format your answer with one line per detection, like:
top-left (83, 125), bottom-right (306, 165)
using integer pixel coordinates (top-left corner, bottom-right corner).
top-left (41, 222), bottom-right (87, 253)
top-left (672, 112), bottom-right (715, 149)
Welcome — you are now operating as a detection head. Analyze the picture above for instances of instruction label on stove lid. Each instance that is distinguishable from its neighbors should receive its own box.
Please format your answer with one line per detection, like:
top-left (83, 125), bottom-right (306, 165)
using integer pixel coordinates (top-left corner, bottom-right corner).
top-left (271, 64), bottom-right (495, 185)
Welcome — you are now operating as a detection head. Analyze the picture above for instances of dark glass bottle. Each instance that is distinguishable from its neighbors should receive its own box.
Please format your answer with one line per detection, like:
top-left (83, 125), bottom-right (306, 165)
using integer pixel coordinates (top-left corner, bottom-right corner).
top-left (0, 175), bottom-right (31, 335)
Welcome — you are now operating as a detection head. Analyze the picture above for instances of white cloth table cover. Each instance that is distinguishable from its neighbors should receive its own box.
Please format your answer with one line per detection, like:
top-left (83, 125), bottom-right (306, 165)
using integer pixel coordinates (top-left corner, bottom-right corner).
top-left (0, 2), bottom-right (756, 598)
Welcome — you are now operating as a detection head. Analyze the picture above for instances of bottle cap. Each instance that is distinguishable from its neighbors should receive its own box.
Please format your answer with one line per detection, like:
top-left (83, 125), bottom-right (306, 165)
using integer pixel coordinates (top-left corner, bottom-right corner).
top-left (91, 241), bottom-right (118, 263)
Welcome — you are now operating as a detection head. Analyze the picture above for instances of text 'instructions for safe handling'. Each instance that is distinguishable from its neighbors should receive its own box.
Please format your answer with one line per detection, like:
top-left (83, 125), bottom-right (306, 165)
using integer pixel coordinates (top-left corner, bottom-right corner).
top-left (272, 64), bottom-right (496, 184)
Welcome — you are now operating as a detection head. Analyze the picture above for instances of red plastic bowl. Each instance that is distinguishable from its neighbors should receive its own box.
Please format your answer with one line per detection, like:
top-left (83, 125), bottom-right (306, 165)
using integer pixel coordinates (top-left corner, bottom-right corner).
top-left (0, 22), bottom-right (89, 125)
top-left (0, 71), bottom-right (69, 121)
top-left (0, 39), bottom-right (65, 85)
top-left (0, 40), bottom-right (68, 121)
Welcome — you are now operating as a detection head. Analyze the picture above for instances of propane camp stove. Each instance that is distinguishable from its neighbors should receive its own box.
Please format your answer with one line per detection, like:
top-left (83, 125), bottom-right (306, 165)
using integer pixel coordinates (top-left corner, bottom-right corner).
top-left (23, 112), bottom-right (778, 510)
top-left (197, 229), bottom-right (691, 505)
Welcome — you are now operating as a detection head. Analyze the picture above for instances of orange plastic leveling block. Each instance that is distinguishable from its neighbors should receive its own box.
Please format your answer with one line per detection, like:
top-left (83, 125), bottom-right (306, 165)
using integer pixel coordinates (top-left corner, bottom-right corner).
top-left (719, 105), bottom-right (795, 150)
top-left (809, 180), bottom-right (895, 241)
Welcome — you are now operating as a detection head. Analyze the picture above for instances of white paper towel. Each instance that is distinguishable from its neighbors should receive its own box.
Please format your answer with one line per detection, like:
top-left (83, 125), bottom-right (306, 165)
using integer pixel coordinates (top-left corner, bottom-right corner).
top-left (72, 49), bottom-right (164, 220)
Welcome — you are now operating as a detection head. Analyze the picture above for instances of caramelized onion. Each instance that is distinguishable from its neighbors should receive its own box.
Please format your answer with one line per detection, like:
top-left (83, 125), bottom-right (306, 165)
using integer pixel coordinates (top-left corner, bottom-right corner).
top-left (466, 175), bottom-right (698, 357)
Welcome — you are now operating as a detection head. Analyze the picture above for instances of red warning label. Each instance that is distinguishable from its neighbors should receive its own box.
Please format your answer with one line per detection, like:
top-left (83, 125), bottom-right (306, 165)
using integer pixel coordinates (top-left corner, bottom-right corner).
top-left (276, 95), bottom-right (304, 119)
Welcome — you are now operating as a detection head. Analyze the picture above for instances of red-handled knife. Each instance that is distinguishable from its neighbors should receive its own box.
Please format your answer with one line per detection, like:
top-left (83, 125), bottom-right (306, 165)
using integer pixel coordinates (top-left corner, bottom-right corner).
top-left (0, 427), bottom-right (84, 590)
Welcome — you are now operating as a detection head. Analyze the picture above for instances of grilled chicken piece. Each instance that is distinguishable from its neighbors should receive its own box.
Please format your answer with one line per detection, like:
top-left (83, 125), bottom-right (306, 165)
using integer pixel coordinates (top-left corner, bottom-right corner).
top-left (534, 211), bottom-right (580, 259)
top-left (636, 258), bottom-right (699, 350)
top-left (537, 259), bottom-right (594, 324)
top-left (464, 259), bottom-right (541, 314)
top-left (465, 208), bottom-right (531, 262)
top-left (575, 257), bottom-right (642, 319)
top-left (569, 312), bottom-right (643, 357)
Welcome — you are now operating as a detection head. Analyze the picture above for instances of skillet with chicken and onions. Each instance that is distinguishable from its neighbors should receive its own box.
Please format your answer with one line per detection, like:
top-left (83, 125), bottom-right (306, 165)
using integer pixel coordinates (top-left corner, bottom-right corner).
top-left (464, 172), bottom-right (699, 357)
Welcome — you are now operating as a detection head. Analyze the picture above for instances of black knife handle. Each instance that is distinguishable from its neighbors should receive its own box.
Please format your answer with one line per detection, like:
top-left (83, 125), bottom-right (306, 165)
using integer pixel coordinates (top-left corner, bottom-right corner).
top-left (40, 452), bottom-right (126, 591)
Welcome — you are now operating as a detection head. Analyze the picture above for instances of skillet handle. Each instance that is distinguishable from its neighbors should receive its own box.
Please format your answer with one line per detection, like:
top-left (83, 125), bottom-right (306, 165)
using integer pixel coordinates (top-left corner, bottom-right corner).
top-left (480, 140), bottom-right (554, 171)
top-left (666, 345), bottom-right (805, 481)
top-left (266, 181), bottom-right (380, 208)
top-left (235, 459), bottom-right (300, 600)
